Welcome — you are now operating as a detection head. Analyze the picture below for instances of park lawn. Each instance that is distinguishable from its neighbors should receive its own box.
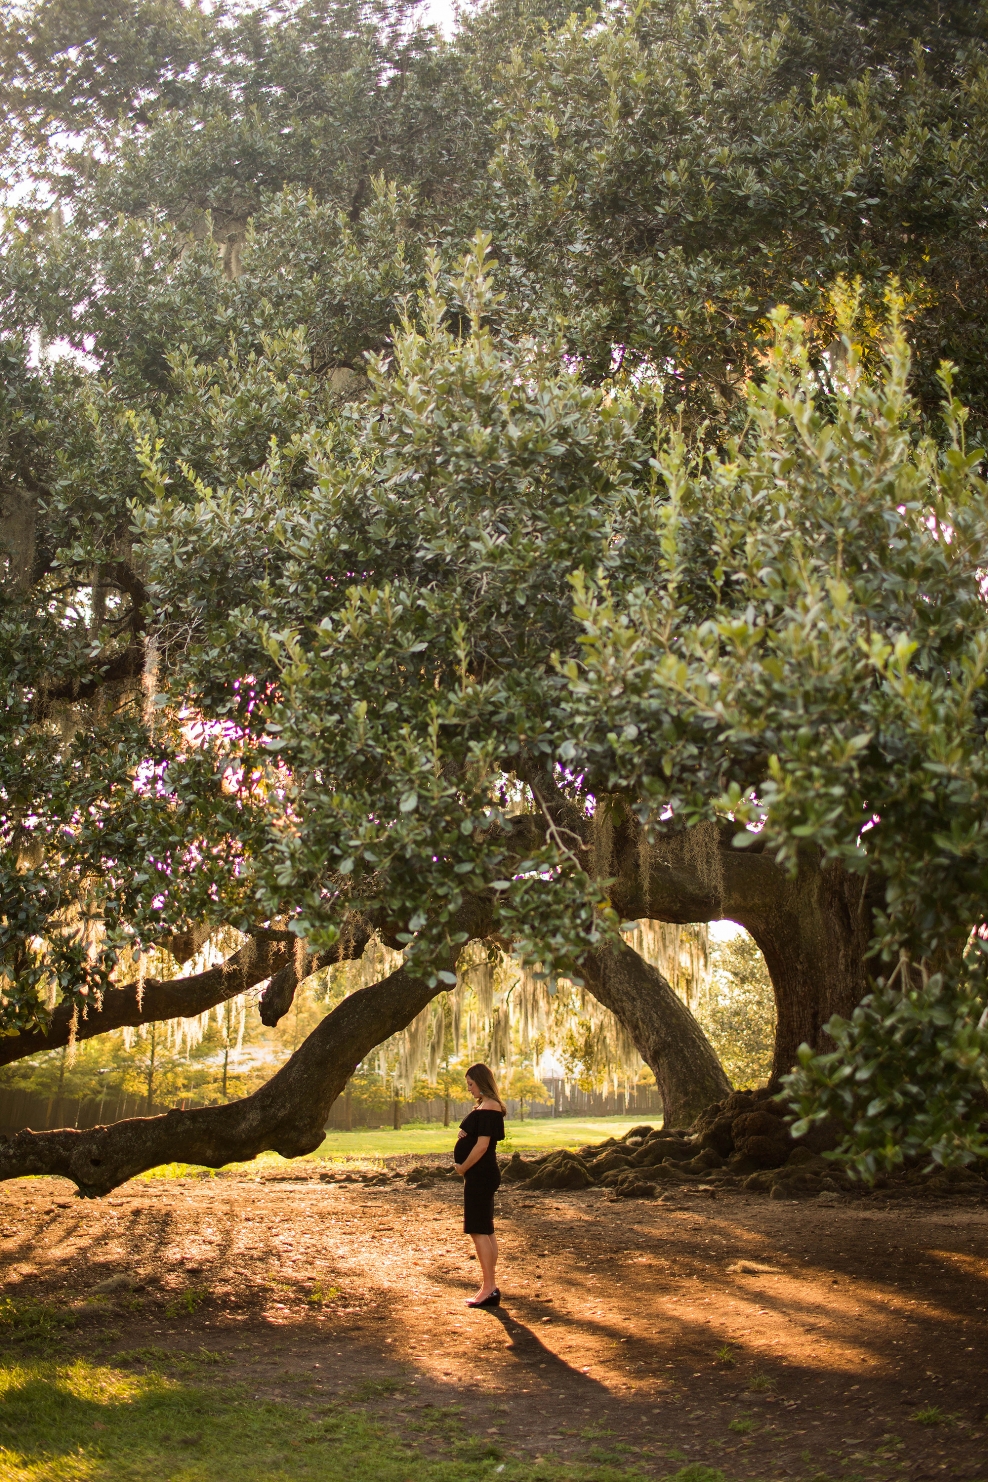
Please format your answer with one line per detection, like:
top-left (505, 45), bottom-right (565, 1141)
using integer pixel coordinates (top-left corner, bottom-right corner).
top-left (135, 1118), bottom-right (658, 1181)
top-left (311, 1116), bottom-right (660, 1164)
top-left (0, 1357), bottom-right (717, 1482)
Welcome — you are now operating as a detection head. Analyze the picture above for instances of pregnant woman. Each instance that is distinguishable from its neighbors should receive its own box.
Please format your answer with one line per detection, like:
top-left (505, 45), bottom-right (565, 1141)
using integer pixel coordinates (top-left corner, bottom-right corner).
top-left (454, 1063), bottom-right (506, 1309)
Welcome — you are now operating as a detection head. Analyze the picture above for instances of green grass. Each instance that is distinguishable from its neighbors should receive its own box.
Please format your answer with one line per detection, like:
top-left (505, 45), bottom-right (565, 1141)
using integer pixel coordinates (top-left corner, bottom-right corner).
top-left (910, 1405), bottom-right (951, 1426)
top-left (312, 1116), bottom-right (659, 1164)
top-left (0, 1298), bottom-right (77, 1347)
top-left (134, 1117), bottom-right (659, 1181)
top-left (0, 1357), bottom-right (725, 1482)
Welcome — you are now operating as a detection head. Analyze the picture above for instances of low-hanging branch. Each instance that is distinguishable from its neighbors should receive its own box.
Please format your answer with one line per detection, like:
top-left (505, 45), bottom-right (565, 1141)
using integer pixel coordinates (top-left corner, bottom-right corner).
top-left (0, 922), bottom-right (372, 1068)
top-left (0, 960), bottom-right (442, 1196)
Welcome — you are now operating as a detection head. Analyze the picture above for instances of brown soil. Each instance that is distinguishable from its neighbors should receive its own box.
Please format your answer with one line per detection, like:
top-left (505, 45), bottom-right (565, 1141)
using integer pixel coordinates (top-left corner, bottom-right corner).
top-left (2, 1168), bottom-right (987, 1478)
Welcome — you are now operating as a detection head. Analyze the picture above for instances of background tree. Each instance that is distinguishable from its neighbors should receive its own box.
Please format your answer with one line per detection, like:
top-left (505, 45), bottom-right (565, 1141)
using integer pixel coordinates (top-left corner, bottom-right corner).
top-left (506, 1064), bottom-right (552, 1121)
top-left (699, 935), bottom-right (777, 1090)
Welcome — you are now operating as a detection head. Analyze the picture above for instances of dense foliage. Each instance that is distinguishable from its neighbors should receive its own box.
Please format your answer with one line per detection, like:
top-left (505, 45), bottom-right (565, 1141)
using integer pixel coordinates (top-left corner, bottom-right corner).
top-left (567, 302), bottom-right (988, 1168)
top-left (3, 0), bottom-right (988, 1170)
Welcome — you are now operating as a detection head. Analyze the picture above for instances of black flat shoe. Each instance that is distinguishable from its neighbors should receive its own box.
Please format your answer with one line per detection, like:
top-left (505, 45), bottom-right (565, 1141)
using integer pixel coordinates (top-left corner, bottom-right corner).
top-left (466, 1288), bottom-right (500, 1309)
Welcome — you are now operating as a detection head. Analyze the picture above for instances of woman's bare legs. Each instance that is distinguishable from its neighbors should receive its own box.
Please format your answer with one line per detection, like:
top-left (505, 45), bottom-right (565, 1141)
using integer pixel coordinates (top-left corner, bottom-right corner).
top-left (469, 1233), bottom-right (498, 1301)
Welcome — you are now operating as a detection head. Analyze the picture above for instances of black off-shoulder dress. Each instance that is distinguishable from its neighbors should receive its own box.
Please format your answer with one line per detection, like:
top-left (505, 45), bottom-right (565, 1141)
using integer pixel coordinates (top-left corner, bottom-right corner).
top-left (454, 1108), bottom-right (505, 1235)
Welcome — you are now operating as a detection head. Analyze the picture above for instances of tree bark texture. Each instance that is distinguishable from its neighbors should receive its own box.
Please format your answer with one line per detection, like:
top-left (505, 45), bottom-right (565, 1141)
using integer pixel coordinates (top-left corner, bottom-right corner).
top-left (0, 962), bottom-right (439, 1196)
top-left (598, 809), bottom-right (877, 1083)
top-left (581, 942), bottom-right (731, 1127)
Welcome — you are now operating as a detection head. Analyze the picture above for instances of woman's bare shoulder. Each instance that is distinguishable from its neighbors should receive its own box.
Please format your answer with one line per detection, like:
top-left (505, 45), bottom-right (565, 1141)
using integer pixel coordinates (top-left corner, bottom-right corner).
top-left (477, 1099), bottom-right (503, 1111)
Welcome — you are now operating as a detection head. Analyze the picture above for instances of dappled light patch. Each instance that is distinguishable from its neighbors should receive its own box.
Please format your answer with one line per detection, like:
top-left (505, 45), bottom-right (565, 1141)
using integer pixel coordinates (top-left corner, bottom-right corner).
top-left (1, 1166), bottom-right (986, 1478)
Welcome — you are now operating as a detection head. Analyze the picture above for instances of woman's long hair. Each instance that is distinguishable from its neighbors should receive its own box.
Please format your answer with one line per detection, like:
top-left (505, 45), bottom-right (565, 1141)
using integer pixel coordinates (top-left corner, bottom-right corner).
top-left (466, 1063), bottom-right (507, 1114)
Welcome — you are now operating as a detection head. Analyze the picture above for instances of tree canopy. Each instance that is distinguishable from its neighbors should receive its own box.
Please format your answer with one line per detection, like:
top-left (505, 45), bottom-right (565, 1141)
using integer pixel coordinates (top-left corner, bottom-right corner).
top-left (2, 0), bottom-right (988, 1191)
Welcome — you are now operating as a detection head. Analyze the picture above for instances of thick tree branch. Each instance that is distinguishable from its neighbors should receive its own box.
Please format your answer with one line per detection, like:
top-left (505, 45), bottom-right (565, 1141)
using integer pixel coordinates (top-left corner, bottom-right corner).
top-left (581, 940), bottom-right (731, 1127)
top-left (0, 923), bottom-right (371, 1067)
top-left (256, 927), bottom-right (365, 1027)
top-left (0, 960), bottom-right (442, 1196)
top-left (503, 792), bottom-right (734, 1118)
top-left (0, 936), bottom-right (291, 1067)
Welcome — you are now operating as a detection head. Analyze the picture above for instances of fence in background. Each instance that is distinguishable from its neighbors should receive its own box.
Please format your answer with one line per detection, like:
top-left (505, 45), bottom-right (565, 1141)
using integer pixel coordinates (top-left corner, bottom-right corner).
top-left (325, 1077), bottom-right (662, 1129)
top-left (1, 1076), bottom-right (663, 1138)
top-left (0, 1086), bottom-right (171, 1137)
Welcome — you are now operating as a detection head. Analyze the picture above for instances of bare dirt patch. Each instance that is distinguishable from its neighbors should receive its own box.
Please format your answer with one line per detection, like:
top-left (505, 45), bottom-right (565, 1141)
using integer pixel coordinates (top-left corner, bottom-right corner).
top-left (2, 1168), bottom-right (987, 1478)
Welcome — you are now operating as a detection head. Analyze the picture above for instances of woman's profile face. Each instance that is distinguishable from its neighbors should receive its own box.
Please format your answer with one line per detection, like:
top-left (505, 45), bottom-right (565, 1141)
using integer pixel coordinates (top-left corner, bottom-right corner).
top-left (465, 1074), bottom-right (479, 1099)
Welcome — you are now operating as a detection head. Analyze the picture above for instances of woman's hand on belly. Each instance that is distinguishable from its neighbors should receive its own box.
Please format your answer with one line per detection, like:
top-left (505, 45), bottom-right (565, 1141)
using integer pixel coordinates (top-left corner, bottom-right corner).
top-left (456, 1135), bottom-right (490, 1177)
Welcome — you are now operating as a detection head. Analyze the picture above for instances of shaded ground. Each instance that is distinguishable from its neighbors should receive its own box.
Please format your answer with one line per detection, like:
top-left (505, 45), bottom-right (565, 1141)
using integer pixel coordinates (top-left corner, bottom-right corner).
top-left (1, 1166), bottom-right (987, 1480)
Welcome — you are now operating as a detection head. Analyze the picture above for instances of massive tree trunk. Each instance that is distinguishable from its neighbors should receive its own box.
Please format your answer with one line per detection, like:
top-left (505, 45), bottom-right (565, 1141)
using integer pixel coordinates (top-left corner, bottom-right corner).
top-left (602, 810), bottom-right (877, 1084)
top-left (0, 960), bottom-right (439, 1196)
top-left (515, 784), bottom-right (877, 1090)
top-left (735, 861), bottom-right (873, 1082)
top-left (581, 942), bottom-right (731, 1126)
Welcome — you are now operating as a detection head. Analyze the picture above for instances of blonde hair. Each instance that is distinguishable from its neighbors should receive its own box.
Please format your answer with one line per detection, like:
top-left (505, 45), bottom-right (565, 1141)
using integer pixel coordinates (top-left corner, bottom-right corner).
top-left (466, 1062), bottom-right (507, 1114)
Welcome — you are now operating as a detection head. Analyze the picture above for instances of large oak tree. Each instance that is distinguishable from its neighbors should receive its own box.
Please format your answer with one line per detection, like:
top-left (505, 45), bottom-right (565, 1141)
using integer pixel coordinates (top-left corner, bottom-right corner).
top-left (2, 0), bottom-right (987, 1192)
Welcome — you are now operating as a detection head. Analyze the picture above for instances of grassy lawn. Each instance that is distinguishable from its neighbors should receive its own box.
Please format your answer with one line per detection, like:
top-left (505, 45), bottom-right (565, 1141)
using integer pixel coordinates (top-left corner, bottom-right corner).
top-left (311, 1116), bottom-right (660, 1164)
top-left (134, 1117), bottom-right (659, 1182)
top-left (0, 1357), bottom-right (722, 1482)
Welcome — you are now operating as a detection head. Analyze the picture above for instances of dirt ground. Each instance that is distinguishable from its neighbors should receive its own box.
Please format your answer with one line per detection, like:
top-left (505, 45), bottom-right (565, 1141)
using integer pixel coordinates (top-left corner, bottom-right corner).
top-left (2, 1165), bottom-right (987, 1479)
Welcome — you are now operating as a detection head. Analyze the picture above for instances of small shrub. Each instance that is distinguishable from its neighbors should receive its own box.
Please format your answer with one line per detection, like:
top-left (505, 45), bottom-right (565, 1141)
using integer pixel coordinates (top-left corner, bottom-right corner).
top-left (748, 1373), bottom-right (774, 1392)
top-left (0, 1296), bottom-right (76, 1345)
top-left (455, 1438), bottom-right (503, 1460)
top-left (190, 1348), bottom-right (228, 1366)
top-left (117, 1345), bottom-right (171, 1365)
top-left (729, 1418), bottom-right (755, 1435)
top-left (715, 1344), bottom-right (736, 1366)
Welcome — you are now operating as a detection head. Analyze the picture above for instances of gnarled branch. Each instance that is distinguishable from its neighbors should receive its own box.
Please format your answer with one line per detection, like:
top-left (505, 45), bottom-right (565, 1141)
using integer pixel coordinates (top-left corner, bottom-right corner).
top-left (0, 959), bottom-right (441, 1195)
top-left (0, 922), bottom-right (372, 1067)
